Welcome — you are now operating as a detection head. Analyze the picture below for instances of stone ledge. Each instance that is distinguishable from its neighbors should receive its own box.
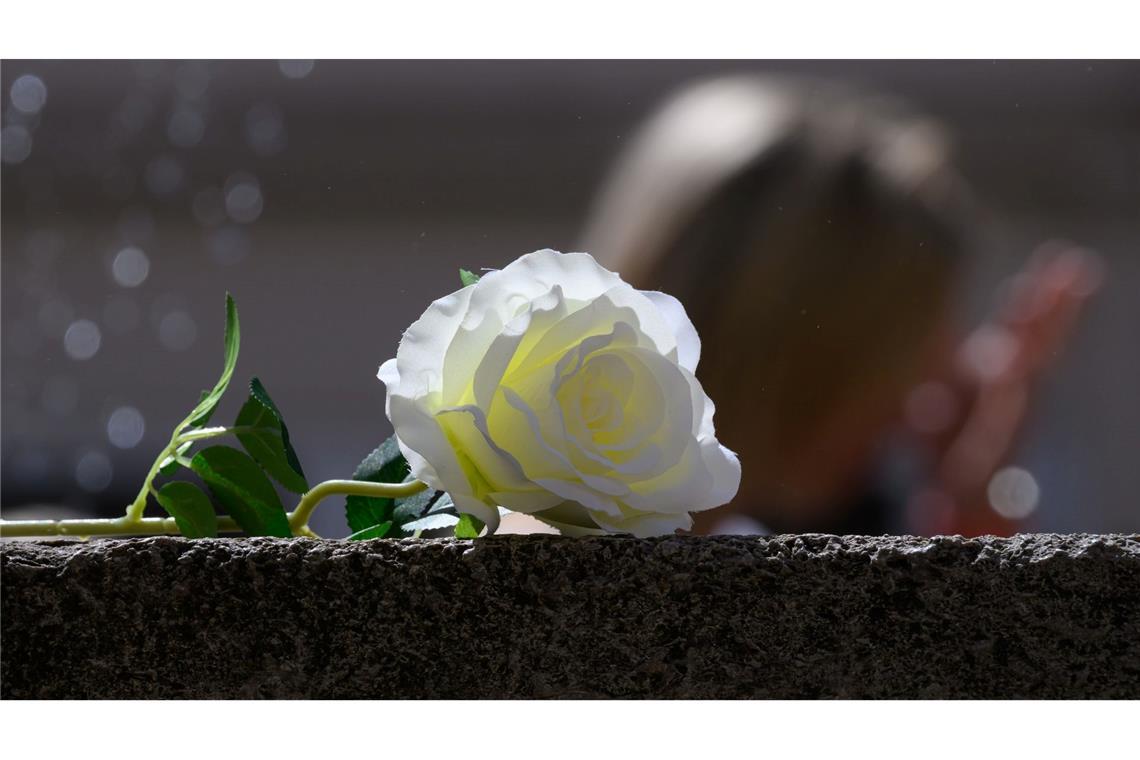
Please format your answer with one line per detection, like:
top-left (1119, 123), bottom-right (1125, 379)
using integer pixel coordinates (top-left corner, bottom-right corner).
top-left (2, 534), bottom-right (1138, 698)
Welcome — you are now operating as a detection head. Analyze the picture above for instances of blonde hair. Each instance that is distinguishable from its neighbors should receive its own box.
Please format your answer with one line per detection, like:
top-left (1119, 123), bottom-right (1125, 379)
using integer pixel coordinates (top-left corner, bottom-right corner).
top-left (583, 76), bottom-right (970, 504)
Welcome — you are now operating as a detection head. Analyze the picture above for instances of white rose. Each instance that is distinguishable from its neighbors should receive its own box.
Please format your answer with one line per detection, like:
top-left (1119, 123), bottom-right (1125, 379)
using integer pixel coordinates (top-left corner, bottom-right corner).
top-left (377, 249), bottom-right (740, 537)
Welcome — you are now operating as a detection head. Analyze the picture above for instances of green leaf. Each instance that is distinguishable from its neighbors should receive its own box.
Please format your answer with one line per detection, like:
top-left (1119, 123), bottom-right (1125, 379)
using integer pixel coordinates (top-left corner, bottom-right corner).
top-left (402, 512), bottom-right (460, 533)
top-left (344, 437), bottom-right (409, 534)
top-left (347, 522), bottom-right (393, 541)
top-left (345, 494), bottom-right (388, 536)
top-left (389, 489), bottom-right (449, 537)
top-left (391, 488), bottom-right (445, 526)
top-left (154, 481), bottom-right (218, 538)
top-left (190, 445), bottom-right (292, 537)
top-left (424, 491), bottom-right (458, 516)
top-left (459, 268), bottom-right (481, 287)
top-left (352, 436), bottom-right (411, 485)
top-left (234, 377), bottom-right (308, 493)
top-left (344, 435), bottom-right (457, 538)
top-left (454, 513), bottom-right (485, 538)
top-left (187, 293), bottom-right (240, 428)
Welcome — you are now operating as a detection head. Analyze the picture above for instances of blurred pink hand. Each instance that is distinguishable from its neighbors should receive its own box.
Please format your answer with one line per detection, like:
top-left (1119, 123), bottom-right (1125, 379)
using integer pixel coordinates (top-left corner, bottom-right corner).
top-left (907, 240), bottom-right (1103, 535)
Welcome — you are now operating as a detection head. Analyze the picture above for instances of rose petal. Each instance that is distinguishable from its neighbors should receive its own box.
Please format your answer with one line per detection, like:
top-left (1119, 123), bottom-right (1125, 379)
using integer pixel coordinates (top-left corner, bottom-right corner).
top-left (468, 285), bottom-right (569, 409)
top-left (518, 287), bottom-right (666, 372)
top-left (698, 439), bottom-right (743, 512)
top-left (642, 290), bottom-right (701, 372)
top-left (386, 394), bottom-right (461, 493)
top-left (590, 507), bottom-right (694, 537)
top-left (530, 501), bottom-right (609, 536)
top-left (483, 249), bottom-right (625, 305)
top-left (379, 249), bottom-right (741, 538)
top-left (532, 477), bottom-right (623, 516)
top-left (392, 285), bottom-right (475, 398)
top-left (451, 491), bottom-right (501, 533)
top-left (488, 489), bottom-right (565, 513)
top-left (377, 357), bottom-right (400, 418)
top-left (622, 435), bottom-right (740, 516)
top-left (435, 405), bottom-right (533, 494)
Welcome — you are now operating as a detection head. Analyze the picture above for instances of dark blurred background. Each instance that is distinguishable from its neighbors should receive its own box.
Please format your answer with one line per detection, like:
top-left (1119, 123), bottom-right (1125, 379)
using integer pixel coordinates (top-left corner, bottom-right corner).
top-left (2, 60), bottom-right (1137, 536)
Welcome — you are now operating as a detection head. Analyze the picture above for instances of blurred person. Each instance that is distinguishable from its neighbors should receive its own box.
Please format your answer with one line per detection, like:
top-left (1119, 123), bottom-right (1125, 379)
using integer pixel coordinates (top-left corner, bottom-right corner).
top-left (581, 75), bottom-right (1100, 536)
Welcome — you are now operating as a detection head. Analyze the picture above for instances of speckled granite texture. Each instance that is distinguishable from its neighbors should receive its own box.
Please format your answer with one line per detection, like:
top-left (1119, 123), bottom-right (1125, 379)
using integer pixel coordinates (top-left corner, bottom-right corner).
top-left (2, 534), bottom-right (1138, 698)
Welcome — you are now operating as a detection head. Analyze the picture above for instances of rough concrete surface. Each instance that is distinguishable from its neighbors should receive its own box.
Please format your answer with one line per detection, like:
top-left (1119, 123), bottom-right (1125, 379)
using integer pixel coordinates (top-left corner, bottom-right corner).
top-left (2, 534), bottom-right (1138, 698)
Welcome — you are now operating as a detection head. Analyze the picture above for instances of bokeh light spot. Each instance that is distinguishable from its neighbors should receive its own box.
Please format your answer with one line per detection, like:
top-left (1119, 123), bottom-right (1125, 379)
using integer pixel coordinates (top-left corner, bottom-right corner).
top-left (75, 450), bottom-right (113, 493)
top-left (987, 466), bottom-right (1040, 520)
top-left (224, 172), bottom-right (264, 223)
top-left (106, 406), bottom-right (146, 449)
top-left (961, 325), bottom-right (1019, 382)
top-left (245, 102), bottom-right (287, 156)
top-left (278, 60), bottom-right (315, 79)
top-left (10, 74), bottom-right (48, 115)
top-left (1, 125), bottom-right (33, 164)
top-left (63, 319), bottom-right (102, 360)
top-left (111, 246), bottom-right (151, 288)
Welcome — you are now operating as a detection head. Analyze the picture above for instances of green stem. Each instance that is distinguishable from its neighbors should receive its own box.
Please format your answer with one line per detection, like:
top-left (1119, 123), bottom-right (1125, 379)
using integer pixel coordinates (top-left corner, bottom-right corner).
top-left (0, 479), bottom-right (429, 539)
top-left (124, 424), bottom-right (261, 522)
top-left (174, 425), bottom-right (259, 444)
top-left (126, 437), bottom-right (177, 521)
top-left (0, 515), bottom-right (244, 538)
top-left (287, 479), bottom-right (428, 533)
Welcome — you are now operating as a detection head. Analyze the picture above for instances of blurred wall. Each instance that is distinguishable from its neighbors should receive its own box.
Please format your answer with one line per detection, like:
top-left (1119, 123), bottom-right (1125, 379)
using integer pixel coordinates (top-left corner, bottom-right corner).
top-left (2, 60), bottom-right (1138, 535)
